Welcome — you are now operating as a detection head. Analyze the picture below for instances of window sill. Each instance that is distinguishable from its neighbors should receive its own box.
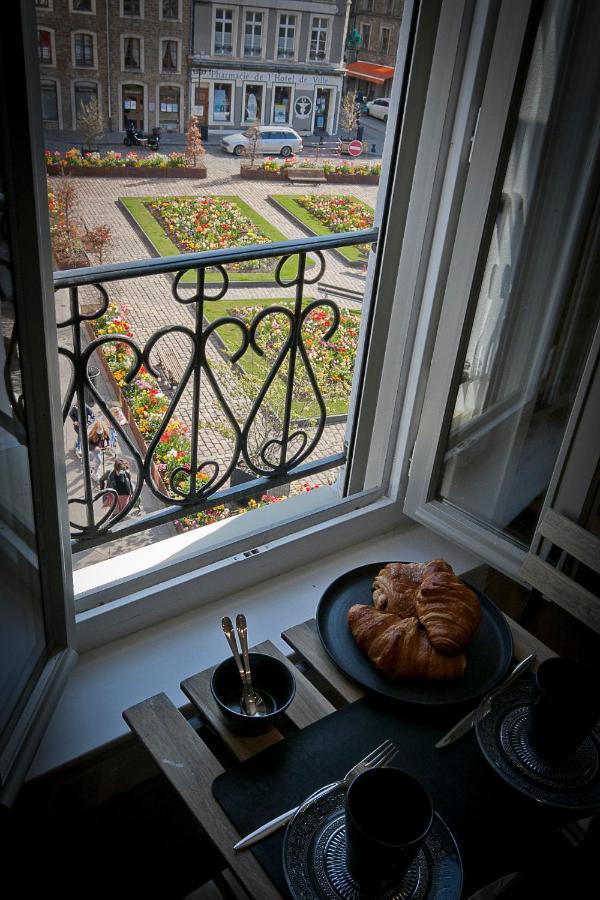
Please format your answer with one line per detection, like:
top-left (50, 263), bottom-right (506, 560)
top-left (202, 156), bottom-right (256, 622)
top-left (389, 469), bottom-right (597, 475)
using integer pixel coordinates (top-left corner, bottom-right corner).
top-left (29, 521), bottom-right (481, 779)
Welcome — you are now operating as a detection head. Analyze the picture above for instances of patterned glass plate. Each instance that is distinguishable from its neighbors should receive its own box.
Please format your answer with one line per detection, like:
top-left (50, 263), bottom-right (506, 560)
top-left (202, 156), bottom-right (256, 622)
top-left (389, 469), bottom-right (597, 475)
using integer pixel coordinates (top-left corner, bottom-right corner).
top-left (282, 782), bottom-right (463, 900)
top-left (475, 679), bottom-right (600, 811)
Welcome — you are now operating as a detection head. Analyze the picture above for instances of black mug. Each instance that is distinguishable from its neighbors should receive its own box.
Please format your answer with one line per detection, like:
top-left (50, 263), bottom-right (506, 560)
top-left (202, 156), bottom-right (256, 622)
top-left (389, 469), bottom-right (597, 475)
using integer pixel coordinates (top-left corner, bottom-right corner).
top-left (528, 657), bottom-right (600, 761)
top-left (345, 768), bottom-right (433, 887)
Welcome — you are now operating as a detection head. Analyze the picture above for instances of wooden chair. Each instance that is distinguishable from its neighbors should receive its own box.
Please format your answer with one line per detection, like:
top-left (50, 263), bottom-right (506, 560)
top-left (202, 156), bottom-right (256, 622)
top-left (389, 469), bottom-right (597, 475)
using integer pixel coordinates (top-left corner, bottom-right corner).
top-left (519, 508), bottom-right (600, 634)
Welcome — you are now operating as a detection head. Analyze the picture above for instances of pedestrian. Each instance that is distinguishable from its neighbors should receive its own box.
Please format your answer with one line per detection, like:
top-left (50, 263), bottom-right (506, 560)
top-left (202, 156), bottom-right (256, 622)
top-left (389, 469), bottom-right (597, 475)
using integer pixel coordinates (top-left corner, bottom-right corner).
top-left (69, 402), bottom-right (95, 458)
top-left (87, 419), bottom-right (110, 481)
top-left (108, 405), bottom-right (127, 456)
top-left (100, 458), bottom-right (133, 515)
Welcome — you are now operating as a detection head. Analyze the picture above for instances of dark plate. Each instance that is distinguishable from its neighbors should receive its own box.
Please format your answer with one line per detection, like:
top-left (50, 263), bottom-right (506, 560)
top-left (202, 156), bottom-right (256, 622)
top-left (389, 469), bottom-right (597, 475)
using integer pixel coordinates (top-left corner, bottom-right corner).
top-left (316, 563), bottom-right (512, 705)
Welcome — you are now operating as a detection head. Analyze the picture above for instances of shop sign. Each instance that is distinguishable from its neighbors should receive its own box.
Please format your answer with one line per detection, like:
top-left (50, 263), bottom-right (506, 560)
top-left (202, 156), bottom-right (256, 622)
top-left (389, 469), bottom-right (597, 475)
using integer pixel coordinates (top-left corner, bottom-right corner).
top-left (197, 68), bottom-right (342, 88)
top-left (294, 96), bottom-right (313, 118)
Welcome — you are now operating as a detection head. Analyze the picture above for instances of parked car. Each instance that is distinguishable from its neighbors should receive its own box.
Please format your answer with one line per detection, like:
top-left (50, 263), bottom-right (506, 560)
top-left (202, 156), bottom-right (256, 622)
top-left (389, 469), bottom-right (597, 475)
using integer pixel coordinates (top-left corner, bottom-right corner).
top-left (365, 98), bottom-right (390, 121)
top-left (221, 125), bottom-right (303, 157)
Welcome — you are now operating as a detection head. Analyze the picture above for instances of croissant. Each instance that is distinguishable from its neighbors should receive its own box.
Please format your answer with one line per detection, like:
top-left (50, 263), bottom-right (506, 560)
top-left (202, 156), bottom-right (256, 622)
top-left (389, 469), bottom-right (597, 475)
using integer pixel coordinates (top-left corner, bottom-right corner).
top-left (416, 571), bottom-right (481, 655)
top-left (372, 559), bottom-right (453, 618)
top-left (348, 604), bottom-right (466, 680)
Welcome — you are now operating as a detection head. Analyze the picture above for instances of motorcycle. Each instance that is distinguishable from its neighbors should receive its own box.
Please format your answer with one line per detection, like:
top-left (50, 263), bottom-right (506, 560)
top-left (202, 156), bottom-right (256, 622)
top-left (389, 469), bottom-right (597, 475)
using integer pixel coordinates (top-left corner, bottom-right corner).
top-left (123, 120), bottom-right (161, 151)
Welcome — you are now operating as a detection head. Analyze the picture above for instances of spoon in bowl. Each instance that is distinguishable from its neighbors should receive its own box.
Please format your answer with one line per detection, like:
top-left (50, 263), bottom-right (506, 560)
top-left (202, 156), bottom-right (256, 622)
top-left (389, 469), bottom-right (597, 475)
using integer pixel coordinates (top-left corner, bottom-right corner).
top-left (220, 615), bottom-right (267, 716)
top-left (236, 613), bottom-right (267, 716)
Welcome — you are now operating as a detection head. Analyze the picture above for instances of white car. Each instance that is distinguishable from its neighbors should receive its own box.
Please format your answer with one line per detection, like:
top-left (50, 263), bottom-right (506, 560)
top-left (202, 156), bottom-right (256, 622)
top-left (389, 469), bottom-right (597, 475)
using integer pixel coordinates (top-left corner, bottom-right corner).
top-left (365, 98), bottom-right (390, 122)
top-left (221, 125), bottom-right (303, 157)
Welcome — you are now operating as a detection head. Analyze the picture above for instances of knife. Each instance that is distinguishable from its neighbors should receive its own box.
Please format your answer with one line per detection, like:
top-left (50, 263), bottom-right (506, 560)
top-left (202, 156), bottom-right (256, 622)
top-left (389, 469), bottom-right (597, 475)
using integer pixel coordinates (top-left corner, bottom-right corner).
top-left (233, 783), bottom-right (336, 851)
top-left (435, 653), bottom-right (535, 749)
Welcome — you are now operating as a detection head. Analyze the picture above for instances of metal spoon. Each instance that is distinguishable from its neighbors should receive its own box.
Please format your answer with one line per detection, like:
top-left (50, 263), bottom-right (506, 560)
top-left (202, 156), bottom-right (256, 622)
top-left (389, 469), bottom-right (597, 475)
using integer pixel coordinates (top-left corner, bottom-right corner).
top-left (221, 616), bottom-right (247, 693)
top-left (236, 613), bottom-right (267, 716)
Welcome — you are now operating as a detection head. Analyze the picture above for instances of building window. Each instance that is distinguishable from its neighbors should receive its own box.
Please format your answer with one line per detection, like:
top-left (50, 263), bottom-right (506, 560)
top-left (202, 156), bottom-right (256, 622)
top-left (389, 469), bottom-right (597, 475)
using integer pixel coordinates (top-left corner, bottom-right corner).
top-left (213, 82), bottom-right (233, 121)
top-left (273, 85), bottom-right (291, 123)
top-left (38, 29), bottom-right (54, 64)
top-left (41, 80), bottom-right (59, 123)
top-left (361, 0), bottom-right (374, 11)
top-left (161, 39), bottom-right (178, 72)
top-left (74, 33), bottom-right (95, 67)
top-left (161, 0), bottom-right (179, 20)
top-left (74, 81), bottom-right (98, 126)
top-left (214, 8), bottom-right (234, 56)
top-left (244, 10), bottom-right (263, 58)
top-left (243, 84), bottom-right (263, 123)
top-left (277, 14), bottom-right (296, 59)
top-left (159, 85), bottom-right (180, 130)
top-left (122, 0), bottom-right (142, 17)
top-left (361, 23), bottom-right (371, 51)
top-left (71, 0), bottom-right (94, 12)
top-left (309, 17), bottom-right (329, 62)
top-left (380, 27), bottom-right (391, 55)
top-left (123, 36), bottom-right (141, 70)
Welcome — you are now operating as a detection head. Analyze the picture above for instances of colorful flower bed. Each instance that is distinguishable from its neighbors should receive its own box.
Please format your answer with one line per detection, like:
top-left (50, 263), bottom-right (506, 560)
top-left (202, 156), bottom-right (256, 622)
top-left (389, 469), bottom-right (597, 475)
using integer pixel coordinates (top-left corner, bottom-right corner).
top-left (47, 148), bottom-right (189, 169)
top-left (146, 196), bottom-right (274, 273)
top-left (262, 156), bottom-right (381, 178)
top-left (296, 195), bottom-right (374, 234)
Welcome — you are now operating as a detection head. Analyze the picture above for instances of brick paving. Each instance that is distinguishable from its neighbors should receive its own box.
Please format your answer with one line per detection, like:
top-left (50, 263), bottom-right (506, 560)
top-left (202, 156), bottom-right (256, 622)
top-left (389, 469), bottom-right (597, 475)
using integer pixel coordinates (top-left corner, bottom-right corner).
top-left (54, 150), bottom-right (380, 567)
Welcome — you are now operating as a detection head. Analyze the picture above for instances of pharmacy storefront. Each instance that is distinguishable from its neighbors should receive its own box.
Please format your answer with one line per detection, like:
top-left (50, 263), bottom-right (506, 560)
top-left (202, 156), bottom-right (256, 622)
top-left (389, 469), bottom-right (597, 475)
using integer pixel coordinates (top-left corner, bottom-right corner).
top-left (190, 67), bottom-right (343, 135)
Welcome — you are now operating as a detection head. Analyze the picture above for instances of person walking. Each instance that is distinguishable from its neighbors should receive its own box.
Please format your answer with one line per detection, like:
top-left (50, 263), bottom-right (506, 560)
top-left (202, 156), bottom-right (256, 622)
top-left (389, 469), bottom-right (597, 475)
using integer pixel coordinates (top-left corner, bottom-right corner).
top-left (69, 402), bottom-right (95, 458)
top-left (87, 420), bottom-right (110, 482)
top-left (99, 458), bottom-right (133, 515)
top-left (108, 406), bottom-right (127, 457)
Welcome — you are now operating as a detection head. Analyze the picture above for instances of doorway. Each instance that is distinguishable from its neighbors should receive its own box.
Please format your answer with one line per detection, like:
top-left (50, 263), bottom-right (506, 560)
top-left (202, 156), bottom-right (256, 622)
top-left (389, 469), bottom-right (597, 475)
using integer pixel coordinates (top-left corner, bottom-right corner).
top-left (194, 86), bottom-right (208, 129)
top-left (123, 84), bottom-right (144, 130)
top-left (314, 88), bottom-right (331, 134)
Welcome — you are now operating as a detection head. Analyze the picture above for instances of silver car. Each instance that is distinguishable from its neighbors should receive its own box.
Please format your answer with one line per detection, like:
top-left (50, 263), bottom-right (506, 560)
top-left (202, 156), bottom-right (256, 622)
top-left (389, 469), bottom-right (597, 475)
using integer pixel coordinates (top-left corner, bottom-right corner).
top-left (365, 98), bottom-right (390, 122)
top-left (221, 125), bottom-right (303, 157)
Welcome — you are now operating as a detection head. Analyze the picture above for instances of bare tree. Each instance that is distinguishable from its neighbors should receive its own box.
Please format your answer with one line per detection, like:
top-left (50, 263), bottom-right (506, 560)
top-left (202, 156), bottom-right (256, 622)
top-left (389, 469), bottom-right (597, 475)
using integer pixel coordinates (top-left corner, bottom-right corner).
top-left (242, 123), bottom-right (261, 169)
top-left (82, 224), bottom-right (113, 265)
top-left (78, 97), bottom-right (104, 150)
top-left (185, 116), bottom-right (206, 168)
top-left (339, 92), bottom-right (360, 138)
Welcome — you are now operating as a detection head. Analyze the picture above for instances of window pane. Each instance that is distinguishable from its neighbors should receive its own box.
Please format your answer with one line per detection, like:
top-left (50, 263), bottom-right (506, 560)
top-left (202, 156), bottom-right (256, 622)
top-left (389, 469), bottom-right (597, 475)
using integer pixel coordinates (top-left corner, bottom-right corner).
top-left (41, 81), bottom-right (58, 121)
top-left (162, 0), bottom-right (178, 19)
top-left (75, 82), bottom-right (98, 124)
top-left (243, 84), bottom-right (262, 123)
top-left (437, 0), bottom-right (600, 545)
top-left (38, 30), bottom-right (52, 63)
top-left (123, 0), bottom-right (141, 16)
top-left (124, 37), bottom-right (140, 68)
top-left (213, 82), bottom-right (232, 120)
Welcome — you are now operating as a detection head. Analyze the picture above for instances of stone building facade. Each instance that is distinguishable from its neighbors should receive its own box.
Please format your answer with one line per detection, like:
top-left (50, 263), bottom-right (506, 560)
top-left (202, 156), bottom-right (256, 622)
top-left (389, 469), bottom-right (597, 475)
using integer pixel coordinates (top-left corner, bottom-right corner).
top-left (345, 0), bottom-right (403, 99)
top-left (190, 1), bottom-right (351, 136)
top-left (35, 0), bottom-right (192, 134)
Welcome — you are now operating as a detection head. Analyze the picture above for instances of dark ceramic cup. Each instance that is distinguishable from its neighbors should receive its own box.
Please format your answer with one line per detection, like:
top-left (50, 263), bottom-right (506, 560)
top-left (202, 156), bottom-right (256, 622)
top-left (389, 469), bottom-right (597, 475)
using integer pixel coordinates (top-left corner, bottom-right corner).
top-left (345, 768), bottom-right (433, 888)
top-left (210, 652), bottom-right (296, 736)
top-left (528, 657), bottom-right (600, 761)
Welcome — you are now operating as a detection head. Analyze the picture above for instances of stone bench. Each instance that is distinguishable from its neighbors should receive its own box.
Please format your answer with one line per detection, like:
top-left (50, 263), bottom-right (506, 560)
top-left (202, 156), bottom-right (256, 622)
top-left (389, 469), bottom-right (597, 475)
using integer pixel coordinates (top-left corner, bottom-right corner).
top-left (286, 168), bottom-right (327, 184)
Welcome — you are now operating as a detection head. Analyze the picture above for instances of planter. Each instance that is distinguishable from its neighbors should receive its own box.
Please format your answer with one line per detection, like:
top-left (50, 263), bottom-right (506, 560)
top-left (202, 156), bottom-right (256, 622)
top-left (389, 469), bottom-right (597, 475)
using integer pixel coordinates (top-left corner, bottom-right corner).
top-left (47, 164), bottom-right (207, 179)
top-left (325, 173), bottom-right (379, 185)
top-left (230, 465), bottom-right (290, 507)
top-left (239, 165), bottom-right (287, 181)
top-left (239, 164), bottom-right (378, 184)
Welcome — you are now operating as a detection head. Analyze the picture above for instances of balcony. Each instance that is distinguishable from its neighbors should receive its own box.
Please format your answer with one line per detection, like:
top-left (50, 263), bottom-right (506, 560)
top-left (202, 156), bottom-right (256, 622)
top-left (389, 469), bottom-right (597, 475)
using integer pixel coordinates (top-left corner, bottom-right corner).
top-left (213, 43), bottom-right (233, 56)
top-left (56, 228), bottom-right (377, 553)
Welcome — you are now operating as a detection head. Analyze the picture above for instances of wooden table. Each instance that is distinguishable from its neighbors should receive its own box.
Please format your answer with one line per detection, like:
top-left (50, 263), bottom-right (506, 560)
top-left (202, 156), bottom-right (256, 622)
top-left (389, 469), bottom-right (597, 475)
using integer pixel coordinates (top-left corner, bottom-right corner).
top-left (123, 616), bottom-right (556, 899)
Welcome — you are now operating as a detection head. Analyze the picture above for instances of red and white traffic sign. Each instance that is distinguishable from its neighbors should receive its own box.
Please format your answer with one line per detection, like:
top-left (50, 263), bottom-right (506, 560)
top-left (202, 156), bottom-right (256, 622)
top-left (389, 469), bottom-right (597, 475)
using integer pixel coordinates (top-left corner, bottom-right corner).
top-left (348, 139), bottom-right (363, 157)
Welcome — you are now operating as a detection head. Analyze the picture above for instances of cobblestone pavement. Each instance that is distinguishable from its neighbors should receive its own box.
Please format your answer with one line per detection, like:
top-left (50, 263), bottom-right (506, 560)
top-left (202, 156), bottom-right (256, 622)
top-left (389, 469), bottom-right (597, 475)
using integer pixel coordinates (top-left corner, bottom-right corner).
top-left (54, 152), bottom-right (380, 567)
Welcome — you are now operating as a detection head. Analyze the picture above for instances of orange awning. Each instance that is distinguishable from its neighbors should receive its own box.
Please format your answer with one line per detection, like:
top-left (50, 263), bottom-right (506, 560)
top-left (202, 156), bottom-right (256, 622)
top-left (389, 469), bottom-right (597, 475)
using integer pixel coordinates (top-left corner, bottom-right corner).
top-left (344, 61), bottom-right (395, 84)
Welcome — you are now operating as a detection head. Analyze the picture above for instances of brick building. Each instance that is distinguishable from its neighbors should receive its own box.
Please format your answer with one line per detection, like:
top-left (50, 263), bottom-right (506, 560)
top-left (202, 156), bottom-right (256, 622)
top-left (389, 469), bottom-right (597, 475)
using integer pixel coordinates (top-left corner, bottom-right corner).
top-left (190, 1), bottom-right (351, 136)
top-left (35, 0), bottom-right (192, 134)
top-left (345, 0), bottom-right (403, 100)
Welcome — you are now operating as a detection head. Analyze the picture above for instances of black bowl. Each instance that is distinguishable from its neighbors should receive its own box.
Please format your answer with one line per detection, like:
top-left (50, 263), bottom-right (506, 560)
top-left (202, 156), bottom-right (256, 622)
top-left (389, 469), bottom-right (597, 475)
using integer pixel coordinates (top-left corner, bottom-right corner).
top-left (211, 652), bottom-right (296, 735)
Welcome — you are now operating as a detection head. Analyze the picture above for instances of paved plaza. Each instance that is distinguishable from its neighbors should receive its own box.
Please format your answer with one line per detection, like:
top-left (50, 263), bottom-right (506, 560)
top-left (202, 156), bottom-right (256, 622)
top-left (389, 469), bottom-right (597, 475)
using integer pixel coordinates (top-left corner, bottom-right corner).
top-left (54, 148), bottom-right (381, 568)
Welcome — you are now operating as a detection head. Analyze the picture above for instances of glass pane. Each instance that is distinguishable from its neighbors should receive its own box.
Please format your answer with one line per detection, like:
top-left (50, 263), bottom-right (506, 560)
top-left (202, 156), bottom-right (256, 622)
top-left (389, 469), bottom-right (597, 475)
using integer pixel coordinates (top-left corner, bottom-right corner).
top-left (0, 163), bottom-right (47, 741)
top-left (437, 0), bottom-right (600, 545)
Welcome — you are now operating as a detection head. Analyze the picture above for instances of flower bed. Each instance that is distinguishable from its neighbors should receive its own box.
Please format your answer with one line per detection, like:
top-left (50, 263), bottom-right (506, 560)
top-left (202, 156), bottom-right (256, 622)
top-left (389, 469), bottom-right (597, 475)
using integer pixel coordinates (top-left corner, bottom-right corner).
top-left (46, 148), bottom-right (206, 178)
top-left (122, 195), bottom-right (311, 284)
top-left (270, 194), bottom-right (373, 265)
top-left (240, 156), bottom-right (380, 183)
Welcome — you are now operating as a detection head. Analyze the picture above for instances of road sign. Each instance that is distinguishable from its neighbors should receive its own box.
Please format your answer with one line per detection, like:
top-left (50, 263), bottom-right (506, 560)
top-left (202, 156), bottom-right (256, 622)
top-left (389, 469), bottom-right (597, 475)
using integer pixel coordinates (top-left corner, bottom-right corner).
top-left (348, 139), bottom-right (363, 157)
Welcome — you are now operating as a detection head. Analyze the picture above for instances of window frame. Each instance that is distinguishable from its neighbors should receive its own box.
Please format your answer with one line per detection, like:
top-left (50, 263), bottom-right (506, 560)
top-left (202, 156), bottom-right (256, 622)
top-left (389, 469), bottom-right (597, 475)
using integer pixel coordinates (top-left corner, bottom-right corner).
top-left (270, 81), bottom-right (295, 125)
top-left (242, 82), bottom-right (266, 125)
top-left (243, 7), bottom-right (267, 60)
top-left (70, 0), bottom-right (96, 14)
top-left (157, 82), bottom-right (183, 131)
top-left (209, 79), bottom-right (235, 125)
top-left (159, 0), bottom-right (181, 22)
top-left (71, 79), bottom-right (101, 129)
top-left (121, 33), bottom-right (144, 73)
top-left (212, 4), bottom-right (237, 58)
top-left (276, 12), bottom-right (298, 62)
top-left (120, 0), bottom-right (144, 19)
top-left (307, 14), bottom-right (332, 64)
top-left (380, 26), bottom-right (391, 55)
top-left (40, 77), bottom-right (62, 128)
top-left (72, 30), bottom-right (97, 69)
top-left (159, 36), bottom-right (181, 74)
top-left (361, 22), bottom-right (371, 52)
top-left (38, 28), bottom-right (55, 66)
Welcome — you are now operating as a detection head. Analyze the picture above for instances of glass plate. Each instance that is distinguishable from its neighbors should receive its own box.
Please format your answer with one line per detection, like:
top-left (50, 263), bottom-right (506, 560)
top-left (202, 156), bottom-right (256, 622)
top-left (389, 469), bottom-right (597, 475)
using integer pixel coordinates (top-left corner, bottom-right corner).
top-left (282, 782), bottom-right (463, 900)
top-left (475, 679), bottom-right (600, 811)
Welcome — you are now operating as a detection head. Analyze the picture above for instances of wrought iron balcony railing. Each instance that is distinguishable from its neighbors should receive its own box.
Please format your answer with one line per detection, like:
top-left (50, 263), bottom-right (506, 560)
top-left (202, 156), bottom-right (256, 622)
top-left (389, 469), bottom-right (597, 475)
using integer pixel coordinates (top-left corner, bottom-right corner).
top-left (54, 229), bottom-right (377, 551)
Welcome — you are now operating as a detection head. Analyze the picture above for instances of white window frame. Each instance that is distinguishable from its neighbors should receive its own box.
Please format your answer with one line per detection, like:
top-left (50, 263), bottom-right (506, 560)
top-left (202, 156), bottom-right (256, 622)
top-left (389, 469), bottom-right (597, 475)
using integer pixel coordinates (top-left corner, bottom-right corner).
top-left (121, 34), bottom-right (144, 73)
top-left (270, 81), bottom-right (295, 126)
top-left (156, 81), bottom-right (183, 131)
top-left (159, 0), bottom-right (181, 22)
top-left (71, 79), bottom-right (101, 129)
top-left (209, 79), bottom-right (235, 125)
top-left (307, 15), bottom-right (332, 64)
top-left (120, 0), bottom-right (144, 19)
top-left (242, 7), bottom-right (267, 60)
top-left (38, 27), bottom-right (56, 67)
top-left (159, 36), bottom-right (181, 75)
top-left (276, 12), bottom-right (298, 63)
top-left (380, 25), bottom-right (391, 55)
top-left (71, 30), bottom-right (98, 69)
top-left (212, 5), bottom-right (237, 58)
top-left (361, 22), bottom-right (371, 52)
top-left (40, 76), bottom-right (63, 128)
top-left (70, 0), bottom-right (96, 14)
top-left (242, 81), bottom-right (266, 125)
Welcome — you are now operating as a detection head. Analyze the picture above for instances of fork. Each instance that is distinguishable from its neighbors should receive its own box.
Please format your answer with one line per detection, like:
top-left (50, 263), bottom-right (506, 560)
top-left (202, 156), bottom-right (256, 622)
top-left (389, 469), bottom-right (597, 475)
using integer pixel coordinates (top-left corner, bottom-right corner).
top-left (233, 739), bottom-right (398, 850)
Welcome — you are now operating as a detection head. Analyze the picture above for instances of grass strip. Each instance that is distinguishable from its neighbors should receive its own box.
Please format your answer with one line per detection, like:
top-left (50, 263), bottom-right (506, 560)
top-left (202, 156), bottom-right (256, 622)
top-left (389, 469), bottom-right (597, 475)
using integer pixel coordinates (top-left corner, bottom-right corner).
top-left (269, 194), bottom-right (372, 263)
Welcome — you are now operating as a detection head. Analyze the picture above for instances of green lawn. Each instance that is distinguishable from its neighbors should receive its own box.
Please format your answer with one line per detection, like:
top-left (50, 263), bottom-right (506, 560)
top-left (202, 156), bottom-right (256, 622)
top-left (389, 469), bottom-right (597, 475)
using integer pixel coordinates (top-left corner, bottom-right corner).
top-left (269, 195), bottom-right (372, 263)
top-left (120, 196), bottom-right (310, 284)
top-left (204, 297), bottom-right (360, 418)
